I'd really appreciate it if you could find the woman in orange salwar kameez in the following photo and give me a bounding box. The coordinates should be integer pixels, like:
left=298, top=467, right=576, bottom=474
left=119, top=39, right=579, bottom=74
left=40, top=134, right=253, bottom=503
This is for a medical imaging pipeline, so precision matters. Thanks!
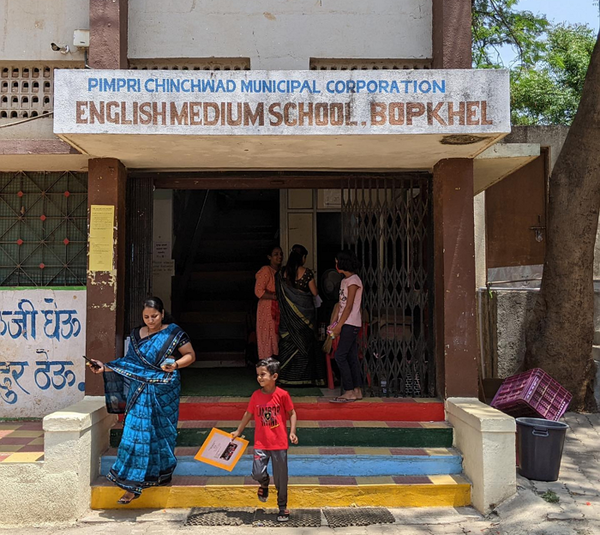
left=255, top=246, right=283, bottom=360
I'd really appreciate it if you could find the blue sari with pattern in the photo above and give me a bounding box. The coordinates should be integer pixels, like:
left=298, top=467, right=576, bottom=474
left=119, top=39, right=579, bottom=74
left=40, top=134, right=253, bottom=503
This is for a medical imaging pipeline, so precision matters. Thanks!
left=103, top=323, right=189, bottom=495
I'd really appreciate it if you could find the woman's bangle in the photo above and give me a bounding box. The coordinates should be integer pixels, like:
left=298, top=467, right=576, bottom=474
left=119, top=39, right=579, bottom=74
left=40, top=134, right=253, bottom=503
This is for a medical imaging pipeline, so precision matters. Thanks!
left=174, top=361, right=179, bottom=369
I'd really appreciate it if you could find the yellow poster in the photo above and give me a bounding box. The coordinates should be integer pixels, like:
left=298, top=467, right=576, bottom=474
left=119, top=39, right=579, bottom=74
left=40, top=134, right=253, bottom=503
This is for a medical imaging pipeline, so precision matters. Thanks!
left=89, top=205, right=115, bottom=271
left=194, top=428, right=249, bottom=472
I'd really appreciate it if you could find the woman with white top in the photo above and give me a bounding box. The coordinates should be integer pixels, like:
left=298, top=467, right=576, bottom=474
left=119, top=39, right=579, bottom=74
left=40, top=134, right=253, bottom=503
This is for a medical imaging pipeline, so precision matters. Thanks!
left=329, top=250, right=363, bottom=403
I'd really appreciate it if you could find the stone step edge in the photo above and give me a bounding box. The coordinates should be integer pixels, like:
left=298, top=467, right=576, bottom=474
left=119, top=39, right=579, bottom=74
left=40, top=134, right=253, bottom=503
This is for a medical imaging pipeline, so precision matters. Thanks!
left=179, top=397, right=441, bottom=403
left=100, top=452, right=463, bottom=477
left=93, top=474, right=469, bottom=487
left=91, top=475, right=471, bottom=509
left=111, top=420, right=452, bottom=430
left=102, top=446, right=459, bottom=457
left=176, top=400, right=446, bottom=422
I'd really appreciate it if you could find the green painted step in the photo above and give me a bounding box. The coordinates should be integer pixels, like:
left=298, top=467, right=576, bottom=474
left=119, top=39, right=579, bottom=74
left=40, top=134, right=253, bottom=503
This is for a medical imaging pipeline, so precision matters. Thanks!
left=110, top=420, right=453, bottom=449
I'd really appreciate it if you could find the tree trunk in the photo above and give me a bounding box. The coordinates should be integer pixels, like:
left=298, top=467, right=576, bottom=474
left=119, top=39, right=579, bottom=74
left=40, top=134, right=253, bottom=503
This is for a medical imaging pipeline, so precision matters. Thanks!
left=524, top=35, right=600, bottom=411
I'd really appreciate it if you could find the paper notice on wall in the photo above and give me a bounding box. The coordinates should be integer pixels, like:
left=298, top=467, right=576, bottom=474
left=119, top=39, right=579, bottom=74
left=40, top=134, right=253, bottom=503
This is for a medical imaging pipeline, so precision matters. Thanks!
left=89, top=205, right=115, bottom=271
left=153, top=241, right=170, bottom=260
left=323, top=189, right=342, bottom=208
left=154, top=259, right=175, bottom=276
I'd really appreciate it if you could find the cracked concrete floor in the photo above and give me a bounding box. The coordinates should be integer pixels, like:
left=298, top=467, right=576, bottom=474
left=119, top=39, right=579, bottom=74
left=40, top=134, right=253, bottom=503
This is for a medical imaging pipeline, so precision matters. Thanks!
left=1, top=412, right=599, bottom=535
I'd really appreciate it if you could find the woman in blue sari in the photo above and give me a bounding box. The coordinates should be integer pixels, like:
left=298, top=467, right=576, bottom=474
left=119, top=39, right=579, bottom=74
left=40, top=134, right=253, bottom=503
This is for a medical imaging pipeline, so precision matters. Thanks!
left=89, top=297, right=195, bottom=504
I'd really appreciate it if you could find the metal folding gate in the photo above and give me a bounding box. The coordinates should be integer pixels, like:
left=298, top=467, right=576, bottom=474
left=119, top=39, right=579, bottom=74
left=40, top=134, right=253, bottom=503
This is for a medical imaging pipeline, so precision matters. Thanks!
left=341, top=174, right=435, bottom=397
left=124, top=176, right=154, bottom=333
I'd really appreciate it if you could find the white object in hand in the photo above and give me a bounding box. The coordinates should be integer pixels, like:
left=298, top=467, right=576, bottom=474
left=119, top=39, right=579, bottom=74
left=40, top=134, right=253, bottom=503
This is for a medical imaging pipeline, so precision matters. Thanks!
left=162, top=357, right=176, bottom=369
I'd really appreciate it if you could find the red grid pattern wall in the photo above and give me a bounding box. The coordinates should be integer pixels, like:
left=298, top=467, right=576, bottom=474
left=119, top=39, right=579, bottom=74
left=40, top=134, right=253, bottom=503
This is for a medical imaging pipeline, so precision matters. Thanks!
left=0, top=172, right=87, bottom=286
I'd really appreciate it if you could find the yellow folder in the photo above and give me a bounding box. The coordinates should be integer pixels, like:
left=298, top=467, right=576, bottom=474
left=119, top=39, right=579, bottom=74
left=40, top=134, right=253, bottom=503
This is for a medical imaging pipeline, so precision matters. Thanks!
left=194, top=427, right=249, bottom=472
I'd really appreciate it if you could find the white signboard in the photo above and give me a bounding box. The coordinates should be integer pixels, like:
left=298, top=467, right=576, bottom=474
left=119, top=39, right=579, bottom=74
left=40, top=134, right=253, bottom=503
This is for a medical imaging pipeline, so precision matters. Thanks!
left=0, top=289, right=86, bottom=418
left=54, top=69, right=510, bottom=136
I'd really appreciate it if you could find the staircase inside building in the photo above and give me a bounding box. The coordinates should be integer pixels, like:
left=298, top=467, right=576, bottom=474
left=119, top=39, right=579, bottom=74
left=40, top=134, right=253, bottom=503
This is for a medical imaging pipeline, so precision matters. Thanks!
left=174, top=190, right=280, bottom=368
left=92, top=396, right=471, bottom=509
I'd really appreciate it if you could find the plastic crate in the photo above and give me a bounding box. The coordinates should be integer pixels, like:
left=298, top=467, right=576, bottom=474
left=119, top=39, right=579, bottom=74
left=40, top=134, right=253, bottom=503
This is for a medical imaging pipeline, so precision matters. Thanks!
left=491, top=368, right=572, bottom=421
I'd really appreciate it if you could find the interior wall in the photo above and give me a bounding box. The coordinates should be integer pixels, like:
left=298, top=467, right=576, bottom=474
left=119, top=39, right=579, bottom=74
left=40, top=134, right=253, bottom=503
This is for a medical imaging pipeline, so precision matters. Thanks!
left=281, top=189, right=317, bottom=272
left=153, top=189, right=174, bottom=311
left=485, top=154, right=547, bottom=270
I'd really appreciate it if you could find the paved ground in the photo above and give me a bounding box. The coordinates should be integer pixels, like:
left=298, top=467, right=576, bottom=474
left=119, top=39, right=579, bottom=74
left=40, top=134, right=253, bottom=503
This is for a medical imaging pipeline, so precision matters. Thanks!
left=2, top=412, right=598, bottom=535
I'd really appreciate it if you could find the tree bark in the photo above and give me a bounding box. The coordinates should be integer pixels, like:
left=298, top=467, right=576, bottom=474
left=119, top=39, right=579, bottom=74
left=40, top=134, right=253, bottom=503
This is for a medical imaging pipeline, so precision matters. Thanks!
left=524, top=35, right=600, bottom=411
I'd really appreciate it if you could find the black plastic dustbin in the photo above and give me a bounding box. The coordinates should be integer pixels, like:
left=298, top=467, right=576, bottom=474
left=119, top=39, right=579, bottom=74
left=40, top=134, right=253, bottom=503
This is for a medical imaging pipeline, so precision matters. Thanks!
left=516, top=417, right=569, bottom=482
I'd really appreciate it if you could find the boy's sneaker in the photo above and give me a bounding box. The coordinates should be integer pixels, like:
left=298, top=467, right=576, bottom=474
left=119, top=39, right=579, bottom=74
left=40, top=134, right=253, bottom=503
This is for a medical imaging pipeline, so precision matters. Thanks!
left=277, top=509, right=290, bottom=522
left=257, top=485, right=269, bottom=503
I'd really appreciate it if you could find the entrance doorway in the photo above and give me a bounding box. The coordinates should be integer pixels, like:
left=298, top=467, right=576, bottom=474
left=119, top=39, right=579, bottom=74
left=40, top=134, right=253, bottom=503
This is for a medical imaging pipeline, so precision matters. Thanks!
left=127, top=172, right=436, bottom=398
left=172, top=189, right=280, bottom=373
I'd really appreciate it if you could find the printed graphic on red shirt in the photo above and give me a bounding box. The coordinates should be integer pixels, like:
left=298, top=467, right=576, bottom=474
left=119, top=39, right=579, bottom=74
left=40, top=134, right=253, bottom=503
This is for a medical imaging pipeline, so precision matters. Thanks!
left=258, top=404, right=281, bottom=429
left=247, top=387, right=294, bottom=450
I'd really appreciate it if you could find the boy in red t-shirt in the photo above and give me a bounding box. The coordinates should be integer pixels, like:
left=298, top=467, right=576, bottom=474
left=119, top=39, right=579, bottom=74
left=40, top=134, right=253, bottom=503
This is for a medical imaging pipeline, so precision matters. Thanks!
left=231, top=357, right=298, bottom=522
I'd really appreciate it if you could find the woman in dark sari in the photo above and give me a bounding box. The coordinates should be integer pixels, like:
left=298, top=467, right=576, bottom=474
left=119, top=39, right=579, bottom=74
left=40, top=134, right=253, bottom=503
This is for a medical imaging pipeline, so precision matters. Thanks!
left=88, top=296, right=195, bottom=504
left=276, top=244, right=325, bottom=386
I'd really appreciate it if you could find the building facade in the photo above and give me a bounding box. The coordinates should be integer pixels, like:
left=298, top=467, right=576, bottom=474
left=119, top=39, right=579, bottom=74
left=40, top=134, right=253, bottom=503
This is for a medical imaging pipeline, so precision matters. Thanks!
left=0, top=0, right=522, bottom=417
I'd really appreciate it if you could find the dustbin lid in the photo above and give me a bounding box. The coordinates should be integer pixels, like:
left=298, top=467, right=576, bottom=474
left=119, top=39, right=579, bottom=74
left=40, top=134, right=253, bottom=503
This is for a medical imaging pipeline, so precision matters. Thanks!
left=516, top=417, right=569, bottom=430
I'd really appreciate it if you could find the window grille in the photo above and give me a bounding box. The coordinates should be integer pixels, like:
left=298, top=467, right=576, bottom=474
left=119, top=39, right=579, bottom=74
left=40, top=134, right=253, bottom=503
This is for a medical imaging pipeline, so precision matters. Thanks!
left=0, top=63, right=83, bottom=119
left=310, top=58, right=431, bottom=70
left=129, top=58, right=251, bottom=71
left=0, top=172, right=88, bottom=287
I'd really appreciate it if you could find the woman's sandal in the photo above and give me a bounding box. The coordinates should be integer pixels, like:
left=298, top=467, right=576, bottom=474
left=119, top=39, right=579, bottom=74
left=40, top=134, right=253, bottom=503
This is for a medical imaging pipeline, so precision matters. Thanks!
left=117, top=492, right=140, bottom=505
left=329, top=397, right=356, bottom=403
left=258, top=485, right=269, bottom=503
left=277, top=509, right=290, bottom=522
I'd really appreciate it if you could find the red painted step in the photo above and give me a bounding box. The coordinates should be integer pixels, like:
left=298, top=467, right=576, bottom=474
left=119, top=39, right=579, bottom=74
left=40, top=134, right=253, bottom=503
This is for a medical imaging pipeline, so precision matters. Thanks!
left=177, top=397, right=445, bottom=422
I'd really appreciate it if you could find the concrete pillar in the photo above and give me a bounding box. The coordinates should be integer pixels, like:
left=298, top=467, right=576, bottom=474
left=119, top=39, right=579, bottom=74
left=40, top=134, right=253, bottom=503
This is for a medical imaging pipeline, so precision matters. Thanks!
left=89, top=0, right=128, bottom=69
left=432, top=0, right=472, bottom=69
left=433, top=159, right=479, bottom=398
left=86, top=159, right=127, bottom=395
left=86, top=1, right=128, bottom=394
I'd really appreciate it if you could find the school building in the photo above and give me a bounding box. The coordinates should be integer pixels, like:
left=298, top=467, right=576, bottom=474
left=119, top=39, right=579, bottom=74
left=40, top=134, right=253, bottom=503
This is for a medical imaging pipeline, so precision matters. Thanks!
left=0, top=0, right=540, bottom=525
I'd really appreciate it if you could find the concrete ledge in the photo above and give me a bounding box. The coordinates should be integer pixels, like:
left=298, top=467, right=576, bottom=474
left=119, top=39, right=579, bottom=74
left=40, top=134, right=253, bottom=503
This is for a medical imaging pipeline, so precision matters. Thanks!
left=474, top=143, right=540, bottom=195
left=446, top=397, right=516, bottom=433
left=0, top=396, right=116, bottom=526
left=446, top=397, right=516, bottom=514
left=43, top=396, right=110, bottom=432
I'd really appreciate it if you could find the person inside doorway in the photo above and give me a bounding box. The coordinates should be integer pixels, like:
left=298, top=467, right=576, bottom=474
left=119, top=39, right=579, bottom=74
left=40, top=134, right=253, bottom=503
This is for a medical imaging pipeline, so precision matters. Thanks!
left=87, top=297, right=196, bottom=504
left=255, top=245, right=284, bottom=360
left=276, top=244, right=325, bottom=386
left=329, top=250, right=364, bottom=403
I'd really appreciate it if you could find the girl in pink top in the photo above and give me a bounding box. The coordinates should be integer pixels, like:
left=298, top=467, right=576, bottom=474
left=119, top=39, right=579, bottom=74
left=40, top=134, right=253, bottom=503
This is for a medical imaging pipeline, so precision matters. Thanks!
left=329, top=250, right=364, bottom=403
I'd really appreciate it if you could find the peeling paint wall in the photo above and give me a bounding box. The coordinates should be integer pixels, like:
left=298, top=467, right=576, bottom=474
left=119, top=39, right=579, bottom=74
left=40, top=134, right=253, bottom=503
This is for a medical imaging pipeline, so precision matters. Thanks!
left=128, top=0, right=432, bottom=69
left=0, top=288, right=86, bottom=418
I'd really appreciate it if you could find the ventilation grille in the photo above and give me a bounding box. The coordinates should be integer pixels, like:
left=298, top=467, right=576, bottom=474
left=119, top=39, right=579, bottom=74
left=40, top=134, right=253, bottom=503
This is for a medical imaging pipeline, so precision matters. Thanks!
left=0, top=171, right=88, bottom=287
left=0, top=63, right=83, bottom=119
left=129, top=58, right=251, bottom=71
left=310, top=58, right=431, bottom=71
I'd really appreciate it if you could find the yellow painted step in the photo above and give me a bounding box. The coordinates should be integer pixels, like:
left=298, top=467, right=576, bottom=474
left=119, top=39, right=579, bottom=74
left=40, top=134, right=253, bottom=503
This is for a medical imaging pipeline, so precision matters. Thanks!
left=91, top=475, right=470, bottom=509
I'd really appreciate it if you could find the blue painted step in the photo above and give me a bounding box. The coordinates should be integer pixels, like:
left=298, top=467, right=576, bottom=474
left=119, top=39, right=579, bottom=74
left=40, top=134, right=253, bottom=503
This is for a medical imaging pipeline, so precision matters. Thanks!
left=100, top=447, right=463, bottom=478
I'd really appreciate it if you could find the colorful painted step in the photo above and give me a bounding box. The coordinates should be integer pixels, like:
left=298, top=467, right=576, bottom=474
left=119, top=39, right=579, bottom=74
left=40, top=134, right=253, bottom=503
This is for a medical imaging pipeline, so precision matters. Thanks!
left=177, top=397, right=445, bottom=422
left=109, top=420, right=454, bottom=449
left=100, top=446, right=463, bottom=478
left=91, top=474, right=470, bottom=509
